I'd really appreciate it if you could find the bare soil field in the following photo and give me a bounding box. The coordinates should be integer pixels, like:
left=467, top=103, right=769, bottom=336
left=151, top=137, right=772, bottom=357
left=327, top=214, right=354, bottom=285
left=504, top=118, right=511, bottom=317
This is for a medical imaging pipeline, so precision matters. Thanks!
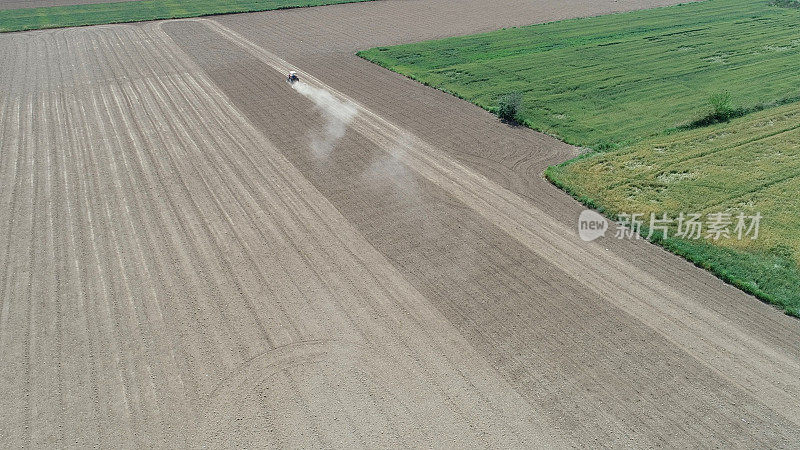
left=1, top=0, right=799, bottom=447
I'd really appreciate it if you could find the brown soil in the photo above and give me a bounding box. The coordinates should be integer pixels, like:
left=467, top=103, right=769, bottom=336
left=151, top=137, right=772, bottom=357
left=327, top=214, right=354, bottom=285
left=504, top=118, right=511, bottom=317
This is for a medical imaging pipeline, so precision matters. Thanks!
left=1, top=0, right=799, bottom=447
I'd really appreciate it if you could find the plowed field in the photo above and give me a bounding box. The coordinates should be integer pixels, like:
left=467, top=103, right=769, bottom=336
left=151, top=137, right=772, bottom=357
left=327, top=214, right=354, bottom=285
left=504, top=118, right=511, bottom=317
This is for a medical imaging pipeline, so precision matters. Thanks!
left=1, top=0, right=799, bottom=447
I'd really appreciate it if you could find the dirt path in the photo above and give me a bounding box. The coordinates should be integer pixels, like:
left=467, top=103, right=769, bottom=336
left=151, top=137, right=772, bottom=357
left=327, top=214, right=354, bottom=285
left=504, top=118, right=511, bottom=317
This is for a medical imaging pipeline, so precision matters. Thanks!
left=1, top=0, right=799, bottom=447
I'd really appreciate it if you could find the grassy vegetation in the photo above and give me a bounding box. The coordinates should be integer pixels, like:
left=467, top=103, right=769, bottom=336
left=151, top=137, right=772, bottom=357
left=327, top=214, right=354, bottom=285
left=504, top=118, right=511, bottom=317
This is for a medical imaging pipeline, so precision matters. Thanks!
left=771, top=0, right=800, bottom=8
left=547, top=102, right=800, bottom=317
left=0, top=0, right=373, bottom=33
left=359, top=0, right=800, bottom=316
left=358, top=0, right=800, bottom=149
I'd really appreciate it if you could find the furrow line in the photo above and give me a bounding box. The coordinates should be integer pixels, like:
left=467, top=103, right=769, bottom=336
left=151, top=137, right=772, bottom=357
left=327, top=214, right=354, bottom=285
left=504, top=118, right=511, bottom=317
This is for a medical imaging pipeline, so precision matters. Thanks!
left=29, top=91, right=63, bottom=446
left=0, top=97, right=22, bottom=339
left=76, top=36, right=145, bottom=444
left=64, top=34, right=135, bottom=439
left=147, top=57, right=326, bottom=340
left=112, top=28, right=275, bottom=365
left=132, top=59, right=295, bottom=348
left=94, top=81, right=195, bottom=444
left=93, top=27, right=201, bottom=442
left=22, top=93, right=37, bottom=449
left=109, top=78, right=227, bottom=397
left=48, top=91, right=67, bottom=447
left=56, top=33, right=107, bottom=441
left=122, top=76, right=254, bottom=369
left=106, top=30, right=250, bottom=382
left=128, top=28, right=309, bottom=346
left=163, top=72, right=313, bottom=342
left=135, top=74, right=275, bottom=357
left=84, top=80, right=168, bottom=442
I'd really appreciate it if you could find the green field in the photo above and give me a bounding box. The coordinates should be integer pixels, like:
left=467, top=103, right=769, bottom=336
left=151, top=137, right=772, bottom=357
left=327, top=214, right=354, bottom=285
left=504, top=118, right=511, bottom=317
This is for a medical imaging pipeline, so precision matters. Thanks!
left=358, top=0, right=800, bottom=317
left=358, top=0, right=800, bottom=149
left=0, top=0, right=373, bottom=33
left=548, top=103, right=800, bottom=317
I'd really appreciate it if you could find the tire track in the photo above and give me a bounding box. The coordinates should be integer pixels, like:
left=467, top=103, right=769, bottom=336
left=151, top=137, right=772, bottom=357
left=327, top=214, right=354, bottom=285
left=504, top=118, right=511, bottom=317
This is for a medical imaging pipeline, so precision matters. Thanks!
left=22, top=92, right=37, bottom=449
left=0, top=97, right=22, bottom=344
left=120, top=78, right=248, bottom=388
left=108, top=78, right=229, bottom=398
left=68, top=86, right=138, bottom=445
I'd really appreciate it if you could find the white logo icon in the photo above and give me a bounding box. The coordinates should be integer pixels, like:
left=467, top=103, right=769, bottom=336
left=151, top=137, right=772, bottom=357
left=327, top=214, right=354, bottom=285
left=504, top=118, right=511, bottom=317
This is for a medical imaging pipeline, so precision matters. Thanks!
left=578, top=210, right=608, bottom=241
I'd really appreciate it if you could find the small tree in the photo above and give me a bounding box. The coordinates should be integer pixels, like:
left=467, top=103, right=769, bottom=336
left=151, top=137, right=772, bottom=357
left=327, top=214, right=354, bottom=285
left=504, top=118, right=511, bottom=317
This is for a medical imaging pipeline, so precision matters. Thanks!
left=709, top=90, right=733, bottom=121
left=497, top=92, right=523, bottom=123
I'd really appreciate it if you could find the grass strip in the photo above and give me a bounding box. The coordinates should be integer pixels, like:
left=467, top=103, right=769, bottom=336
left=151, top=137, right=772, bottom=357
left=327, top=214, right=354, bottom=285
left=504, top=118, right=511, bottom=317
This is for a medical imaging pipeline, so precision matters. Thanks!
left=0, top=0, right=374, bottom=33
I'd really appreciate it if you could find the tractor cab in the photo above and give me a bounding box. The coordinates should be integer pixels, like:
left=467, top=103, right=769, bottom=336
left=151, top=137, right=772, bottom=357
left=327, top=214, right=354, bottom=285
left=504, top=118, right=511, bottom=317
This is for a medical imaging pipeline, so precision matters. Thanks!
left=287, top=71, right=299, bottom=83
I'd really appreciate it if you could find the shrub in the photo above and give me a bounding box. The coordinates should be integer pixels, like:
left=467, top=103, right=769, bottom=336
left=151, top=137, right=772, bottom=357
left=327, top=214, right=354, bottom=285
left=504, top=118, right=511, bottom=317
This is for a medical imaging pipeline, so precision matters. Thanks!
left=709, top=90, right=734, bottom=119
left=681, top=90, right=742, bottom=129
left=593, top=141, right=617, bottom=152
left=497, top=92, right=522, bottom=122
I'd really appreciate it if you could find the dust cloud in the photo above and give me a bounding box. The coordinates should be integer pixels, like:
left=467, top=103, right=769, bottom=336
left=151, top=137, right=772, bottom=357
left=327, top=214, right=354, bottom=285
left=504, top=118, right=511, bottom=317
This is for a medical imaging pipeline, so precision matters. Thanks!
left=292, top=81, right=358, bottom=157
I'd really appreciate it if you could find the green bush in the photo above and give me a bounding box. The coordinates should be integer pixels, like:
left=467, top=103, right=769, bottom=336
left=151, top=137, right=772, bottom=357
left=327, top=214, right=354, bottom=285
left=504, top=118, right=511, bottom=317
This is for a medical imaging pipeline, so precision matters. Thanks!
left=683, top=91, right=742, bottom=129
left=709, top=91, right=734, bottom=119
left=497, top=92, right=522, bottom=123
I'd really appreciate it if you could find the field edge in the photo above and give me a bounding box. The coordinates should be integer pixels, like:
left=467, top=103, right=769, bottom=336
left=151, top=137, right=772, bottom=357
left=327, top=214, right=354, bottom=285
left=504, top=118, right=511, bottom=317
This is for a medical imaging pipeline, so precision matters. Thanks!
left=0, top=0, right=376, bottom=33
